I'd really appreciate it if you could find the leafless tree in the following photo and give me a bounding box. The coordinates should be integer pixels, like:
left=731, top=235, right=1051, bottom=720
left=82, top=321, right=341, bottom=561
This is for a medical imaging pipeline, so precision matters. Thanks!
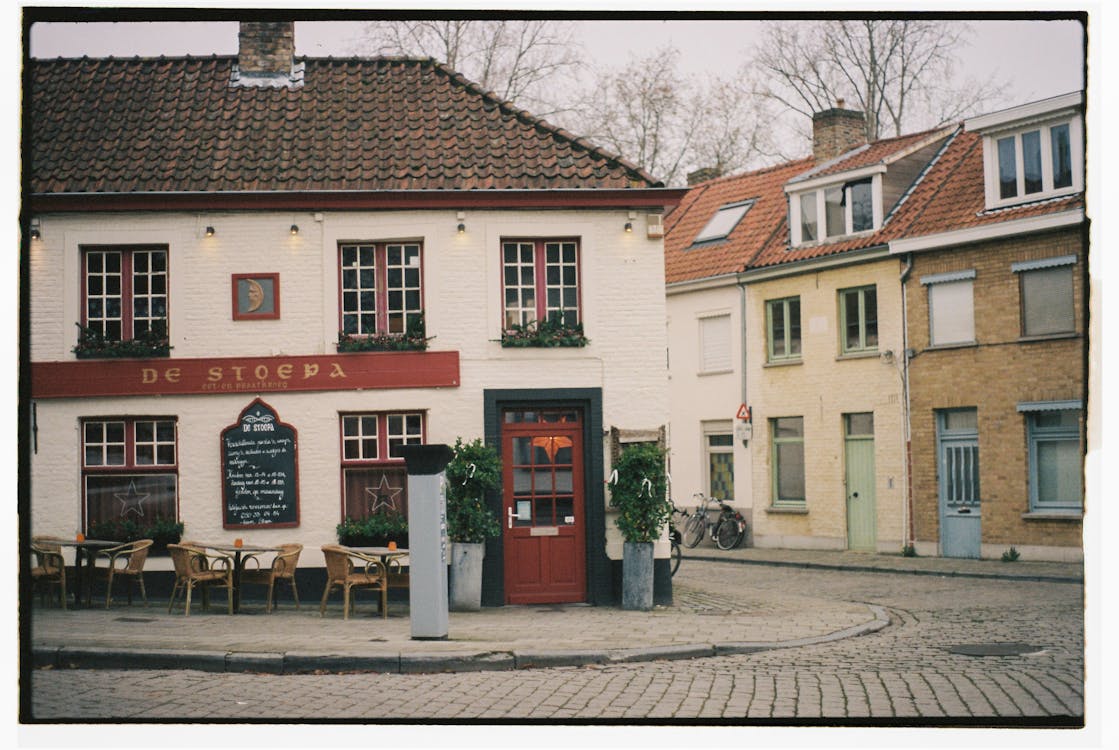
left=753, top=20, right=1006, bottom=144
left=351, top=20, right=583, bottom=118
left=570, top=47, right=771, bottom=186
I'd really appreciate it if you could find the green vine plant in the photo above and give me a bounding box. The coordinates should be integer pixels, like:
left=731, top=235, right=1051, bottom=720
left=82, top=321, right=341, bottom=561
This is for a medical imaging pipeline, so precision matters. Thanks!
left=608, top=442, right=671, bottom=544
left=444, top=437, right=503, bottom=543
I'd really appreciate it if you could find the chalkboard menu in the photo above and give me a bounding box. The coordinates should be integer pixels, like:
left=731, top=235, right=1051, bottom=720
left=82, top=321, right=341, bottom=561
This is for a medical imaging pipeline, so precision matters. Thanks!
left=221, top=399, right=299, bottom=528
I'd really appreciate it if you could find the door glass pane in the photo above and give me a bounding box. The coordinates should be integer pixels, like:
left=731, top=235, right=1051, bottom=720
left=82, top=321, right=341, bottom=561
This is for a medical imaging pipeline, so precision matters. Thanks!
left=845, top=413, right=874, bottom=437
left=555, top=496, right=574, bottom=524
left=942, top=409, right=977, bottom=431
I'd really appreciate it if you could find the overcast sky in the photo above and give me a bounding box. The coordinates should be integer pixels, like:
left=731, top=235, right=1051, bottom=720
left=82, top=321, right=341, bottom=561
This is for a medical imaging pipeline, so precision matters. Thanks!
left=27, top=15, right=1086, bottom=108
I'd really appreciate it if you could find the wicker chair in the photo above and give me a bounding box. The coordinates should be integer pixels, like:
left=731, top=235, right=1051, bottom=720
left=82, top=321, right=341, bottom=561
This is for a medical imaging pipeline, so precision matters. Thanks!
left=30, top=538, right=67, bottom=609
left=167, top=543, right=234, bottom=616
left=241, top=543, right=302, bottom=613
left=319, top=545, right=387, bottom=620
left=87, top=539, right=153, bottom=608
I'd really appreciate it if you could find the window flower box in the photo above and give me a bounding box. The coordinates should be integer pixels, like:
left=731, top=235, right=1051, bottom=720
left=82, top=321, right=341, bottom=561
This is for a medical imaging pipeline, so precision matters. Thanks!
left=499, top=317, right=589, bottom=348
left=336, top=314, right=432, bottom=352
left=72, top=322, right=171, bottom=359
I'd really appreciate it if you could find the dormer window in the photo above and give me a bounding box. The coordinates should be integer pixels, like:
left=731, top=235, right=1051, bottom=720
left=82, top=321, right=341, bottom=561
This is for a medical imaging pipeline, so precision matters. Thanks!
left=693, top=200, right=754, bottom=245
left=789, top=175, right=882, bottom=247
left=967, top=91, right=1083, bottom=210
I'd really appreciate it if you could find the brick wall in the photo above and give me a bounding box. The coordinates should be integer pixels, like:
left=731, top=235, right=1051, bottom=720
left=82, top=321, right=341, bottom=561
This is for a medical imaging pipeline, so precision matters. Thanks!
left=905, top=227, right=1086, bottom=557
left=812, top=106, right=867, bottom=163
left=238, top=21, right=295, bottom=74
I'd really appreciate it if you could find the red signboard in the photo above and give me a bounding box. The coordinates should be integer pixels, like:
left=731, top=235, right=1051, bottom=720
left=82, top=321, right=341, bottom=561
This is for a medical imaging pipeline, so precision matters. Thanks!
left=31, top=350, right=460, bottom=399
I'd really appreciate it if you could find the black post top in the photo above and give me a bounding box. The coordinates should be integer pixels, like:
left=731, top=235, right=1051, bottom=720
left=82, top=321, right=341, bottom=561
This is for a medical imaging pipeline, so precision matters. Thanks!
left=400, top=444, right=454, bottom=475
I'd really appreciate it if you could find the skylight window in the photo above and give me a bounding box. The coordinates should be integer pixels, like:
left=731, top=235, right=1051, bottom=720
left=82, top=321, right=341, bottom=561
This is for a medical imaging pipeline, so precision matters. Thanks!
left=693, top=200, right=754, bottom=244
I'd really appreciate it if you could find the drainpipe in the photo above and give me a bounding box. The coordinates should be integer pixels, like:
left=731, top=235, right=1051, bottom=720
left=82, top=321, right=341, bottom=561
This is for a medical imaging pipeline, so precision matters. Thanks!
left=900, top=253, right=915, bottom=549
left=738, top=279, right=752, bottom=545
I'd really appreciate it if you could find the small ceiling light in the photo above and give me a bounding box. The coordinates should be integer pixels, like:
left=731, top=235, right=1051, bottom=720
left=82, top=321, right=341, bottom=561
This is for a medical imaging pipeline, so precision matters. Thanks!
left=625, top=210, right=636, bottom=233
left=205, top=226, right=215, bottom=237
left=290, top=224, right=299, bottom=235
left=456, top=211, right=466, bottom=234
left=29, top=217, right=41, bottom=240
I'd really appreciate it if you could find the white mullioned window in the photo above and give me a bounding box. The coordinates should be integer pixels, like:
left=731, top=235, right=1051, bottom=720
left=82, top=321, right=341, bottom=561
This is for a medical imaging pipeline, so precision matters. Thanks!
left=789, top=175, right=881, bottom=246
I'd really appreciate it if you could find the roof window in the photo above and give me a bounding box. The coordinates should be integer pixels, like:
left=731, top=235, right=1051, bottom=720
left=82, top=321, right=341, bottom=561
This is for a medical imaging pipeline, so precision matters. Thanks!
left=693, top=200, right=754, bottom=245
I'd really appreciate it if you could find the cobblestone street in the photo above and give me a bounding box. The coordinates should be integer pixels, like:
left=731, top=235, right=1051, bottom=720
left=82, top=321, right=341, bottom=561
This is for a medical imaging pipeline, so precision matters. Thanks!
left=26, top=560, right=1084, bottom=729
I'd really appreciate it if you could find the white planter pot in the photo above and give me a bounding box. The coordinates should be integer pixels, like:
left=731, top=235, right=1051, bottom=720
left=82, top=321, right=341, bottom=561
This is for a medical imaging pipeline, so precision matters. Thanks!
left=622, top=541, right=654, bottom=611
left=448, top=541, right=485, bottom=611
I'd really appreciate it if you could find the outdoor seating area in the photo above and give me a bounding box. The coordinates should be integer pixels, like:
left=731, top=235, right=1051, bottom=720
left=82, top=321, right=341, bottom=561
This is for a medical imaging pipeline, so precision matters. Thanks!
left=26, top=539, right=410, bottom=619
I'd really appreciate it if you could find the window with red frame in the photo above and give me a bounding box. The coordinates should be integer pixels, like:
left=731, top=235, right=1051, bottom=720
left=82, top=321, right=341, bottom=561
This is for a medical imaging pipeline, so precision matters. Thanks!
left=340, top=412, right=424, bottom=520
left=82, top=246, right=168, bottom=341
left=81, top=417, right=178, bottom=530
left=501, top=239, right=580, bottom=329
left=339, top=242, right=423, bottom=336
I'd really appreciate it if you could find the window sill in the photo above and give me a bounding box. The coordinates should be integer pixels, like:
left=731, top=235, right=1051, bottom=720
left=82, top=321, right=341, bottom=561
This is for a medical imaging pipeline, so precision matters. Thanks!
left=924, top=341, right=978, bottom=352
left=1021, top=511, right=1083, bottom=521
left=1018, top=332, right=1080, bottom=344
left=764, top=358, right=803, bottom=368
left=697, top=368, right=733, bottom=376
left=766, top=505, right=808, bottom=515
left=835, top=350, right=879, bottom=361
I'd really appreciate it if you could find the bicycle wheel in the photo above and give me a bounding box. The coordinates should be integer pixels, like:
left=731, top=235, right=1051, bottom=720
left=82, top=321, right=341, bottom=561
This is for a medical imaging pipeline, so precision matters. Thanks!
left=682, top=513, right=705, bottom=548
left=715, top=515, right=745, bottom=550
left=670, top=541, right=682, bottom=576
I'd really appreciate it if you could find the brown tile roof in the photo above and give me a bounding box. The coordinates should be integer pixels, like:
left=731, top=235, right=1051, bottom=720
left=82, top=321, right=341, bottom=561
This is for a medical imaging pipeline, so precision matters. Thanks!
left=664, top=158, right=814, bottom=284
left=29, top=55, right=662, bottom=195
left=666, top=123, right=1084, bottom=283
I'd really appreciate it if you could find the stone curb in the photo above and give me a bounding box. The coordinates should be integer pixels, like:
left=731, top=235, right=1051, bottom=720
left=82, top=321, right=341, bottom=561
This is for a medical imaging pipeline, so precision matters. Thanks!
left=31, top=604, right=890, bottom=675
left=684, top=554, right=1083, bottom=584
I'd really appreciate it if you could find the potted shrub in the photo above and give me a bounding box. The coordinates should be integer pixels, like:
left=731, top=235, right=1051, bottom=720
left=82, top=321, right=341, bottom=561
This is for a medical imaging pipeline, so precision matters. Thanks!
left=336, top=511, right=409, bottom=548
left=86, top=515, right=184, bottom=555
left=444, top=437, right=502, bottom=611
left=609, top=442, right=671, bottom=611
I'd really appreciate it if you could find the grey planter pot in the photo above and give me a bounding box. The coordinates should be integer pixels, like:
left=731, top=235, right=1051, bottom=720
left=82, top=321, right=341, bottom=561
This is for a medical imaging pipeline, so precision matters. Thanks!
left=448, top=541, right=485, bottom=611
left=621, top=541, right=654, bottom=611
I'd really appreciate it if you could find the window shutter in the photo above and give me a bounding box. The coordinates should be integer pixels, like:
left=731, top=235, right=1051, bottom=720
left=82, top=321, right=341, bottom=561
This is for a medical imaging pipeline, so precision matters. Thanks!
left=699, top=314, right=731, bottom=373
left=1021, top=266, right=1074, bottom=335
left=928, top=279, right=975, bottom=345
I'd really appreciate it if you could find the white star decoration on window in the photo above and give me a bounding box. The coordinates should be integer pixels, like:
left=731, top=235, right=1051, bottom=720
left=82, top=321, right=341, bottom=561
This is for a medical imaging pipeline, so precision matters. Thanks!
left=365, top=474, right=403, bottom=514
left=114, top=480, right=150, bottom=518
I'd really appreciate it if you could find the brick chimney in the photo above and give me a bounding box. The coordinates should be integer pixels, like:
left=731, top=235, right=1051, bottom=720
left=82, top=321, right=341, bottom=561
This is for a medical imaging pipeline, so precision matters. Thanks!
left=238, top=21, right=295, bottom=76
left=812, top=99, right=867, bottom=163
left=687, top=167, right=723, bottom=186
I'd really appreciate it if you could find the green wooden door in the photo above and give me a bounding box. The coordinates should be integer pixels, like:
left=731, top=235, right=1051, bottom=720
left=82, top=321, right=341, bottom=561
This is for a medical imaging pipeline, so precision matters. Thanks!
left=844, top=413, right=877, bottom=551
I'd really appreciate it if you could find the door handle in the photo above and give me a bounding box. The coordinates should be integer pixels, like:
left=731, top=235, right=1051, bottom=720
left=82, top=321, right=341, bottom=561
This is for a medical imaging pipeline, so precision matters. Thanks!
left=507, top=507, right=515, bottom=529
left=851, top=492, right=859, bottom=499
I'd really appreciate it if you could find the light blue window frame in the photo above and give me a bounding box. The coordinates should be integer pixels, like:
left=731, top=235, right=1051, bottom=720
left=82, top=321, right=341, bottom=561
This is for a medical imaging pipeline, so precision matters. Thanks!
left=1019, top=401, right=1083, bottom=514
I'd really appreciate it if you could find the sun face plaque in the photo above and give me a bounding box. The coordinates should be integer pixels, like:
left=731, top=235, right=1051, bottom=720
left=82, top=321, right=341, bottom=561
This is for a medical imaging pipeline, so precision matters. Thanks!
left=232, top=273, right=280, bottom=320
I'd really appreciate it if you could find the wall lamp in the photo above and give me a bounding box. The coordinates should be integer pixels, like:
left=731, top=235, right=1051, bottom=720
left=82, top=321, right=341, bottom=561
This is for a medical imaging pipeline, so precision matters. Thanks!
left=30, top=217, right=41, bottom=240
left=625, top=210, right=636, bottom=233
left=204, top=225, right=216, bottom=237
left=457, top=211, right=466, bottom=234
left=290, top=224, right=299, bottom=235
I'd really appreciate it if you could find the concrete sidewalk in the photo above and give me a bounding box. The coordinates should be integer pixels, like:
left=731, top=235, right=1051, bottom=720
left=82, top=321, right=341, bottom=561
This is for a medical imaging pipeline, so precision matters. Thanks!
left=27, top=549, right=1082, bottom=675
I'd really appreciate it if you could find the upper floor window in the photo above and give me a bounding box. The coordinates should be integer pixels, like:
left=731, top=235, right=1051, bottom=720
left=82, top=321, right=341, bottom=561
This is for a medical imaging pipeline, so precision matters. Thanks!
left=766, top=296, right=801, bottom=362
left=1012, top=256, right=1076, bottom=337
left=790, top=177, right=879, bottom=246
left=968, top=93, right=1083, bottom=210
left=82, top=246, right=168, bottom=342
left=838, top=285, right=878, bottom=355
left=922, top=270, right=975, bottom=347
left=339, top=242, right=424, bottom=336
left=502, top=239, right=580, bottom=329
left=693, top=201, right=753, bottom=244
left=698, top=313, right=732, bottom=374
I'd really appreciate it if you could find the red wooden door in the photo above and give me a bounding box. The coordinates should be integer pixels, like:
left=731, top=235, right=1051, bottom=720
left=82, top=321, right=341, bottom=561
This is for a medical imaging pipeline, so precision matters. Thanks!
left=501, top=410, right=586, bottom=604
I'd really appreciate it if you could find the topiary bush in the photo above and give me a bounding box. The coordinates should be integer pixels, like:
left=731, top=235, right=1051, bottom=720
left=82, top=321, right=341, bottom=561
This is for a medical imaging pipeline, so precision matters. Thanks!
left=445, top=437, right=502, bottom=543
left=609, top=442, right=671, bottom=544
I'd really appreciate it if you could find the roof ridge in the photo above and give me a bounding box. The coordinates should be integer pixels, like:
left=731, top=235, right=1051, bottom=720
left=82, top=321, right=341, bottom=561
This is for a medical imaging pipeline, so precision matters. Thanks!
left=698, top=156, right=816, bottom=188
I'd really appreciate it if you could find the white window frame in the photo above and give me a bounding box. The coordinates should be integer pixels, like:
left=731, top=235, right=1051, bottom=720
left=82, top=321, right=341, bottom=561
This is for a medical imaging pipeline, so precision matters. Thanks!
left=703, top=421, right=735, bottom=501
left=922, top=270, right=976, bottom=347
left=693, top=200, right=754, bottom=244
left=1018, top=401, right=1083, bottom=515
left=788, top=174, right=883, bottom=246
left=697, top=312, right=733, bottom=375
left=980, top=113, right=1083, bottom=210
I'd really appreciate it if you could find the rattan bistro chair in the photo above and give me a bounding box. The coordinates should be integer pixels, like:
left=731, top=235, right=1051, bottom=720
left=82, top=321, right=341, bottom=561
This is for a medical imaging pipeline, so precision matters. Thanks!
left=241, top=543, right=302, bottom=613
left=87, top=538, right=153, bottom=608
left=319, top=545, right=388, bottom=620
left=30, top=538, right=67, bottom=609
left=167, top=543, right=235, bottom=616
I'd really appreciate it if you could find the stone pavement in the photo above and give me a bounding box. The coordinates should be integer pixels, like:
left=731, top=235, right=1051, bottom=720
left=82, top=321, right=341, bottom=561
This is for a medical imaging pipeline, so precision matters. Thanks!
left=27, top=548, right=1082, bottom=675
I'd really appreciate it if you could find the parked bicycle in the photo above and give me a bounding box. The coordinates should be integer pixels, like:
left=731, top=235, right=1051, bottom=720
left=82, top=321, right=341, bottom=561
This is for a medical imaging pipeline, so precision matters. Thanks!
left=668, top=502, right=687, bottom=576
left=681, top=493, right=746, bottom=550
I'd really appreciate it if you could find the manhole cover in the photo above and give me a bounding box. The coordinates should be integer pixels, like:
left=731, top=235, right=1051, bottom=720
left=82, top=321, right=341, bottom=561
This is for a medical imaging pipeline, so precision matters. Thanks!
left=114, top=617, right=156, bottom=623
left=946, top=643, right=1044, bottom=657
